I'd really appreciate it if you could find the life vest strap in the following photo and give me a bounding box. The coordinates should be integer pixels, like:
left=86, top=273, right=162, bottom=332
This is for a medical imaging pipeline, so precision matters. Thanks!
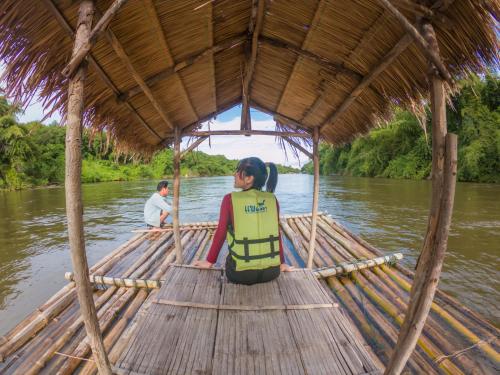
left=229, top=234, right=280, bottom=262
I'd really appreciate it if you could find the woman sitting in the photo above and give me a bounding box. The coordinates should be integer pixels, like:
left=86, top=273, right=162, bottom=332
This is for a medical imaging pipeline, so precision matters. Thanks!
left=194, top=157, right=292, bottom=284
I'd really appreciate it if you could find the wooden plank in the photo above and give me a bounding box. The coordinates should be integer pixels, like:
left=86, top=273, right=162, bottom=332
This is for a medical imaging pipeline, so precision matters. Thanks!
left=213, top=276, right=305, bottom=374
left=115, top=267, right=220, bottom=374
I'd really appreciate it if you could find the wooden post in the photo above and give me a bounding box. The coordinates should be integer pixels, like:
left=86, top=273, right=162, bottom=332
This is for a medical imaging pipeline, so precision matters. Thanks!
left=64, top=1, right=112, bottom=374
left=384, top=21, right=458, bottom=375
left=307, top=126, right=320, bottom=269
left=172, top=126, right=182, bottom=263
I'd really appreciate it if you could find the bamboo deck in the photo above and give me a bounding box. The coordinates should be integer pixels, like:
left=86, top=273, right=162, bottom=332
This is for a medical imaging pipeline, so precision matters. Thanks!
left=0, top=213, right=498, bottom=374
left=114, top=265, right=379, bottom=375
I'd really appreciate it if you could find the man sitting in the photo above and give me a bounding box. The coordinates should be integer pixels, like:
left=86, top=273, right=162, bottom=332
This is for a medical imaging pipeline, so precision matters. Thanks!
left=144, top=181, right=171, bottom=229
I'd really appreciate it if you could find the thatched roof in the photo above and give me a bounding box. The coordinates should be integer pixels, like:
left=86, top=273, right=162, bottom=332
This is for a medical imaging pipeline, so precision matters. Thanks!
left=0, top=0, right=498, bottom=155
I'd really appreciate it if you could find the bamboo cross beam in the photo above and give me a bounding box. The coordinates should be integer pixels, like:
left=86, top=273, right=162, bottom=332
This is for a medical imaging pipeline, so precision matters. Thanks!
left=65, top=272, right=162, bottom=289
left=259, top=35, right=362, bottom=81
left=313, top=253, right=403, bottom=279
left=240, top=0, right=266, bottom=131
left=118, top=35, right=246, bottom=102
left=62, top=0, right=130, bottom=77
left=319, top=0, right=456, bottom=133
left=97, top=8, right=175, bottom=131
left=42, top=0, right=163, bottom=142
left=281, top=137, right=313, bottom=159
left=184, top=130, right=311, bottom=138
left=376, top=0, right=452, bottom=83
left=180, top=136, right=209, bottom=159
left=142, top=0, right=198, bottom=121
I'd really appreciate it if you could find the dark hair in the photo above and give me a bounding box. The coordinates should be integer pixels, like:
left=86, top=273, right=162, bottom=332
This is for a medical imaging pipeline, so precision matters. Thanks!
left=236, top=157, right=278, bottom=193
left=157, top=181, right=169, bottom=191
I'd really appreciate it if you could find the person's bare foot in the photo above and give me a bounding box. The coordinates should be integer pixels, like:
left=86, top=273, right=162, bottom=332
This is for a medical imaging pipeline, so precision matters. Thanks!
left=194, top=260, right=214, bottom=269
left=280, top=263, right=294, bottom=272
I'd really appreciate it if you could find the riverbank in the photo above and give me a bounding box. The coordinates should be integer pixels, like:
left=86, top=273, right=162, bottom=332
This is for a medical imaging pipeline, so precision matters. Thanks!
left=302, top=74, right=499, bottom=183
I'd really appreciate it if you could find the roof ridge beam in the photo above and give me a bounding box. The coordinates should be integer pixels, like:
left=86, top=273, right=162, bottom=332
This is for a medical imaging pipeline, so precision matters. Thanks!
left=99, top=12, right=175, bottom=131
left=42, top=0, right=163, bottom=141
left=319, top=0, right=456, bottom=133
left=240, top=0, right=266, bottom=131
left=118, top=35, right=246, bottom=102
left=142, top=0, right=198, bottom=121
left=63, top=0, right=130, bottom=77
left=377, top=0, right=451, bottom=83
left=275, top=0, right=326, bottom=115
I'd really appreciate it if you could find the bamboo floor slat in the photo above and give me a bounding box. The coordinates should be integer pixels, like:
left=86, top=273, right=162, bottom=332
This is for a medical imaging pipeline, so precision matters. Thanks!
left=0, top=213, right=498, bottom=374
left=115, top=266, right=380, bottom=375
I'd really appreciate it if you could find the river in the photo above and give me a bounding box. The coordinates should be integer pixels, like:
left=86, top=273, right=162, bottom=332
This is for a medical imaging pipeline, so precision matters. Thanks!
left=0, top=174, right=498, bottom=334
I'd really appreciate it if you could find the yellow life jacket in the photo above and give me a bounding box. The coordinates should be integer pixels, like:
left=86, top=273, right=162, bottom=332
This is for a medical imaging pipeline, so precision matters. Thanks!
left=227, top=190, right=281, bottom=271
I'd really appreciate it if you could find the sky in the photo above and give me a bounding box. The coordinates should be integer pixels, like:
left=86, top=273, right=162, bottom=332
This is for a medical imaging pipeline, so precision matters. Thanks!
left=18, top=99, right=310, bottom=168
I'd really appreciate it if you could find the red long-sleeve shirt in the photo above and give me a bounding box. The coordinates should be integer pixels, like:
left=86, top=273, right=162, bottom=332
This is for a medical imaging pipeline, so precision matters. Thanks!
left=206, top=193, right=284, bottom=264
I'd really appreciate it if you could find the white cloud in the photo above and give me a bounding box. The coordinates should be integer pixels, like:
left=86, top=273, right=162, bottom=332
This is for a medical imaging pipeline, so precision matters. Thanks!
left=182, top=116, right=311, bottom=168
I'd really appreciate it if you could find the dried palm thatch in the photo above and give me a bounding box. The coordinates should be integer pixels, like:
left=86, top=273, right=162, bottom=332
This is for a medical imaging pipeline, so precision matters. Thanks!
left=0, top=0, right=498, bottom=156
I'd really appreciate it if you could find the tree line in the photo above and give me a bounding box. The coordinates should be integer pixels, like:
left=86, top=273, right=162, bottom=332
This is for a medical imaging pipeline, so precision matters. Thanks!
left=0, top=98, right=298, bottom=190
left=302, top=74, right=499, bottom=183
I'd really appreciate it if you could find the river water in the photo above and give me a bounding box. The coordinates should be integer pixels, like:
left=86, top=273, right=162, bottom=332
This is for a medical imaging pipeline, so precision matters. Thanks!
left=0, top=175, right=498, bottom=334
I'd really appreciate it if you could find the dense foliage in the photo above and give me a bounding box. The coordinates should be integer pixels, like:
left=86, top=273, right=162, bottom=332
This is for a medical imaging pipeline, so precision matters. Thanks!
left=302, top=74, right=499, bottom=183
left=0, top=99, right=297, bottom=190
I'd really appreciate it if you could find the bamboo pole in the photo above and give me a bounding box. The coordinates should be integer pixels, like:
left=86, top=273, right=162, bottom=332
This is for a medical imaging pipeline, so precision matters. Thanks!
left=62, top=0, right=129, bottom=77
left=65, top=272, right=162, bottom=289
left=313, top=253, right=403, bottom=278
left=173, top=126, right=183, bottom=264
left=259, top=35, right=361, bottom=80
left=118, top=35, right=246, bottom=102
left=64, top=2, right=112, bottom=374
left=101, top=17, right=174, bottom=131
left=307, top=127, right=320, bottom=268
left=384, top=23, right=457, bottom=371
left=41, top=0, right=163, bottom=141
left=21, top=232, right=175, bottom=372
left=0, top=235, right=144, bottom=361
left=78, top=290, right=149, bottom=375
left=180, top=136, right=209, bottom=159
left=376, top=0, right=452, bottom=84
left=281, top=137, right=313, bottom=159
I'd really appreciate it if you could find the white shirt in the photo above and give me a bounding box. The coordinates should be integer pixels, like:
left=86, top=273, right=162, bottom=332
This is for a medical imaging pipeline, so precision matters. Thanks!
left=144, top=192, right=171, bottom=227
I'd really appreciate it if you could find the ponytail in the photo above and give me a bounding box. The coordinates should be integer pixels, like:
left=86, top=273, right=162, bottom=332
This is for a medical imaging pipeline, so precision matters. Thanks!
left=236, top=157, right=279, bottom=193
left=265, top=162, right=278, bottom=193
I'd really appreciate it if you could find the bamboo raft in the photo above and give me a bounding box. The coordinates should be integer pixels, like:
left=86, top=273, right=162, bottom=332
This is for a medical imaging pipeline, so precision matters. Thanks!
left=0, top=213, right=498, bottom=374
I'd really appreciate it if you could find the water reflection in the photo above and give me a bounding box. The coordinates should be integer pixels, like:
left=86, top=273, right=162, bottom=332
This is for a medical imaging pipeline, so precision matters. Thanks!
left=0, top=175, right=498, bottom=334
